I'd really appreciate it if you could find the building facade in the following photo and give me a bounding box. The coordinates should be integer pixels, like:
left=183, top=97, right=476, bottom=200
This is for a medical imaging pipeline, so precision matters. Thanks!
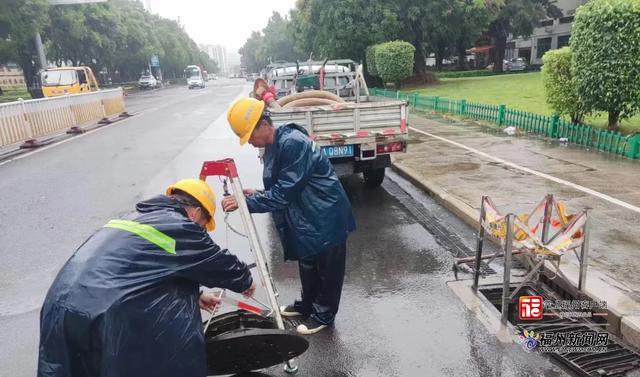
left=506, top=0, right=588, bottom=66
left=0, top=64, right=26, bottom=89
left=200, top=44, right=228, bottom=75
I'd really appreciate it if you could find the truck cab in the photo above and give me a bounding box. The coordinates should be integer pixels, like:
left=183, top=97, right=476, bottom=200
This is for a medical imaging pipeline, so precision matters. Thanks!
left=39, top=66, right=99, bottom=97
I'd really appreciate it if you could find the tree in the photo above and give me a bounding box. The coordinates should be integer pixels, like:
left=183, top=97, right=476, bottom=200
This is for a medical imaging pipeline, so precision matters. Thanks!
left=45, top=2, right=120, bottom=74
left=390, top=0, right=490, bottom=73
left=0, top=0, right=49, bottom=96
left=288, top=0, right=318, bottom=57
left=542, top=47, right=585, bottom=123
left=238, top=31, right=264, bottom=73
left=287, top=0, right=400, bottom=63
left=153, top=17, right=190, bottom=79
left=487, top=0, right=561, bottom=72
left=259, top=12, right=297, bottom=64
left=571, top=0, right=640, bottom=131
left=42, top=0, right=209, bottom=83
left=449, top=0, right=493, bottom=70
left=394, top=0, right=430, bottom=73
left=238, top=12, right=300, bottom=73
left=284, top=0, right=491, bottom=74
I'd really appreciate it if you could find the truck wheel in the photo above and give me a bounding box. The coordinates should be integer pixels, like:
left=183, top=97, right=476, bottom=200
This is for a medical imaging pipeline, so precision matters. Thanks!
left=363, top=168, right=385, bottom=188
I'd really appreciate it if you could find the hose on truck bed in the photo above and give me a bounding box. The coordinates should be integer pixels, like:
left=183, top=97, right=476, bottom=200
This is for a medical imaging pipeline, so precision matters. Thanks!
left=277, top=90, right=345, bottom=107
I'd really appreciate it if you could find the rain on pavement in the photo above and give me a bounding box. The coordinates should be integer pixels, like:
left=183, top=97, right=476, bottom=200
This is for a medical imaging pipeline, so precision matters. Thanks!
left=1, top=79, right=571, bottom=376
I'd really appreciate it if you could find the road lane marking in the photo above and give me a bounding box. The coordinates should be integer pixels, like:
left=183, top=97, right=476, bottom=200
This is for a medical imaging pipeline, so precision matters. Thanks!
left=409, top=126, right=640, bottom=214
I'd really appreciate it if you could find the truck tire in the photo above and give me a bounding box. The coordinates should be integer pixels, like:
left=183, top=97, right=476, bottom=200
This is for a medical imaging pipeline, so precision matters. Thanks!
left=363, top=168, right=385, bottom=188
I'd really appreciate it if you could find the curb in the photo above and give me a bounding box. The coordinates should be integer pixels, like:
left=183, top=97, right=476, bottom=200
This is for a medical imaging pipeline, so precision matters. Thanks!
left=391, top=162, right=480, bottom=229
left=391, top=160, right=640, bottom=349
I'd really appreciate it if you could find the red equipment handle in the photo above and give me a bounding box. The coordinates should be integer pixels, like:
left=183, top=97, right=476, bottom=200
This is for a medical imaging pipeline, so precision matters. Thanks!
left=199, top=159, right=239, bottom=180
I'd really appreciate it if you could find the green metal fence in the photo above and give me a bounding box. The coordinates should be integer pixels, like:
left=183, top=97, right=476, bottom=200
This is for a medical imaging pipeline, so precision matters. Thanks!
left=371, top=88, right=640, bottom=160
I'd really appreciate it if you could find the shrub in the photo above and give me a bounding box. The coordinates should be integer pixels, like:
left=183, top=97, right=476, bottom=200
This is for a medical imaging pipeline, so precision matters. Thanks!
left=374, top=40, right=415, bottom=87
left=542, top=47, right=585, bottom=123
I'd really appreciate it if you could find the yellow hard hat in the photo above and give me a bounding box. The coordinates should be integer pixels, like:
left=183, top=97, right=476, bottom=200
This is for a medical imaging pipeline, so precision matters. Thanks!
left=166, top=179, right=216, bottom=231
left=227, top=97, right=265, bottom=145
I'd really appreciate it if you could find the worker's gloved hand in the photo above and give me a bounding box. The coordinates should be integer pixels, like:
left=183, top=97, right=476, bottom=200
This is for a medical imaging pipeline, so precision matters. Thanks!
left=221, top=196, right=238, bottom=212
left=242, top=281, right=257, bottom=297
left=199, top=292, right=222, bottom=312
left=222, top=190, right=259, bottom=212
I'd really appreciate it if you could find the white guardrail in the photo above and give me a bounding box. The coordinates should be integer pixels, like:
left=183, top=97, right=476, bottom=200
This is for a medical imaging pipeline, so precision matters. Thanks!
left=0, top=88, right=126, bottom=148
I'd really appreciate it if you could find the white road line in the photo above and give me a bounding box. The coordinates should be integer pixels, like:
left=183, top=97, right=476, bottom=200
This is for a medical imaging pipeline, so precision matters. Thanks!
left=409, top=126, right=640, bottom=214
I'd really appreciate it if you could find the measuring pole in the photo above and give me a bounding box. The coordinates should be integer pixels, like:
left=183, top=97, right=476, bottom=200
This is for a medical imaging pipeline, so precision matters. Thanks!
left=501, top=214, right=515, bottom=325
left=473, top=196, right=488, bottom=291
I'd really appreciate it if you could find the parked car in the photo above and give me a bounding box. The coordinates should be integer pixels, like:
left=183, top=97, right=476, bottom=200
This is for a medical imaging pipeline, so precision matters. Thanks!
left=508, top=58, right=528, bottom=71
left=486, top=60, right=511, bottom=71
left=138, top=74, right=159, bottom=89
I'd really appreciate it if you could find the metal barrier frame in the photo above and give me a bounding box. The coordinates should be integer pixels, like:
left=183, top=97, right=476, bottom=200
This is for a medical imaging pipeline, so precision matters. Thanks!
left=471, top=194, right=590, bottom=324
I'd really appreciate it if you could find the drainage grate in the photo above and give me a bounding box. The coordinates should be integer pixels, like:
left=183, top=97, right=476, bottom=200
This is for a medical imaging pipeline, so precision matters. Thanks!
left=382, top=178, right=495, bottom=275
left=480, top=285, right=640, bottom=377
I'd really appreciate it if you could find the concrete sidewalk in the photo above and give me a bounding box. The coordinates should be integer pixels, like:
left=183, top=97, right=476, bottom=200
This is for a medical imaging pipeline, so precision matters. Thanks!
left=393, top=112, right=640, bottom=347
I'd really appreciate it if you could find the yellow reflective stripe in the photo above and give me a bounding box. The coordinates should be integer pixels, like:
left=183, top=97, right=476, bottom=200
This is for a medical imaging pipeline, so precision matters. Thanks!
left=104, top=219, right=176, bottom=254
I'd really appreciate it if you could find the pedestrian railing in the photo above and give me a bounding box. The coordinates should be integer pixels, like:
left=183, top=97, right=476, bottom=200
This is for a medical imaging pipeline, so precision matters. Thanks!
left=371, top=88, right=640, bottom=160
left=0, top=88, right=126, bottom=148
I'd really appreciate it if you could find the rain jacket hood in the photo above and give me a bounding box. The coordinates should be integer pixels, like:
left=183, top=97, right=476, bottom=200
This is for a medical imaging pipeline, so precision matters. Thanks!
left=38, top=195, right=252, bottom=377
left=246, top=123, right=356, bottom=260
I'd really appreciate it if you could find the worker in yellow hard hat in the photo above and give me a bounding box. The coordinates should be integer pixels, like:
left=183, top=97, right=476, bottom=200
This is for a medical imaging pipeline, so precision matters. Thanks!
left=224, top=97, right=355, bottom=335
left=38, top=178, right=255, bottom=377
left=227, top=96, right=267, bottom=145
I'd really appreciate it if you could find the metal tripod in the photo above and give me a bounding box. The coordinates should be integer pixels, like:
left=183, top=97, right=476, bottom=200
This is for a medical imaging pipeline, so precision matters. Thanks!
left=199, top=158, right=298, bottom=373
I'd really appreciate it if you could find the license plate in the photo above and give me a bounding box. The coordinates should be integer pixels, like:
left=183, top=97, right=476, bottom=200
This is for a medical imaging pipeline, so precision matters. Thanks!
left=322, top=145, right=354, bottom=158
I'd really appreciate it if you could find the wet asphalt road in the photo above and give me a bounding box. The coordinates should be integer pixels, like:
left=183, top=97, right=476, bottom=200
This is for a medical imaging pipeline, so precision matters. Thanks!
left=0, top=79, right=571, bottom=376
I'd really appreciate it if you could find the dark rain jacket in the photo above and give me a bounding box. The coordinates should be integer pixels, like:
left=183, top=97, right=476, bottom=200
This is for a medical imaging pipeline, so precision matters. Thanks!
left=246, top=123, right=356, bottom=261
left=37, top=195, right=253, bottom=377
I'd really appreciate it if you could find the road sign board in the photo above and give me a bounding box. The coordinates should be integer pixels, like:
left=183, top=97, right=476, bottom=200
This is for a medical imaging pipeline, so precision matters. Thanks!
left=150, top=55, right=160, bottom=67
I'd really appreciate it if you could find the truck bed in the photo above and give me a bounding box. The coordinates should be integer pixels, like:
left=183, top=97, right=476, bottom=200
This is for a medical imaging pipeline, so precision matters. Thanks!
left=268, top=97, right=408, bottom=146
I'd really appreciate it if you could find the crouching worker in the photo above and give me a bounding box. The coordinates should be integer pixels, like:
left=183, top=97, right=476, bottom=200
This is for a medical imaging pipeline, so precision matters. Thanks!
left=38, top=179, right=255, bottom=377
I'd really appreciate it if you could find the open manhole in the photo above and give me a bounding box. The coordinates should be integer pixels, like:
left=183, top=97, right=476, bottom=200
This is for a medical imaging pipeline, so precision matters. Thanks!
left=204, top=311, right=309, bottom=376
left=480, top=284, right=640, bottom=377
